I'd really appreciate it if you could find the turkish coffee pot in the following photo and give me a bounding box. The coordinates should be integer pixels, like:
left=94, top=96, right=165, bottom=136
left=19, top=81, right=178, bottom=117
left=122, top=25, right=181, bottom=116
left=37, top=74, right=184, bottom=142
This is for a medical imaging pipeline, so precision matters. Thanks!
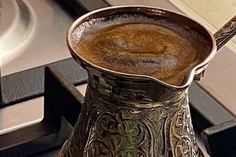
left=59, top=6, right=236, bottom=157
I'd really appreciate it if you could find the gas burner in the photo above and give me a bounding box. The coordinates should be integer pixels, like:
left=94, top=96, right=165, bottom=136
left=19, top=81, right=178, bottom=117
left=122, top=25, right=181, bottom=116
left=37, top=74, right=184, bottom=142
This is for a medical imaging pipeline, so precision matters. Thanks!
left=0, top=0, right=34, bottom=64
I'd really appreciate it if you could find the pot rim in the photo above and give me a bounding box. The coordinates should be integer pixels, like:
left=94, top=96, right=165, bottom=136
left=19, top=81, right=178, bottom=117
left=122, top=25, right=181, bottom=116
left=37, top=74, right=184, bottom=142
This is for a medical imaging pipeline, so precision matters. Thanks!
left=67, top=5, right=217, bottom=89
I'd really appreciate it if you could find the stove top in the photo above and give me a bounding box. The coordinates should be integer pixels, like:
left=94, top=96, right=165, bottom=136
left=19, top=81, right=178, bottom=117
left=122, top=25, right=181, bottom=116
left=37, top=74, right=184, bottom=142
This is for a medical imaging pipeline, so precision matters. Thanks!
left=0, top=0, right=235, bottom=157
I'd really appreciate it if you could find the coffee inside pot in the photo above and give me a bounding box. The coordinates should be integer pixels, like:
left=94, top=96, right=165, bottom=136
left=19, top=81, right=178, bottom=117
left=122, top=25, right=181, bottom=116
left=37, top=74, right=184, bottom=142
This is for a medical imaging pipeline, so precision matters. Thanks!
left=60, top=6, right=235, bottom=157
left=75, top=13, right=211, bottom=85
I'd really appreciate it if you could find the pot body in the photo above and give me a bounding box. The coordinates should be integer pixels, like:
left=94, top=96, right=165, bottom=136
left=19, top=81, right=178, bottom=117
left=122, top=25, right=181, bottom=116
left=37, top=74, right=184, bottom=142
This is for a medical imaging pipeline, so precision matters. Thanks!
left=58, top=5, right=218, bottom=157
left=59, top=72, right=203, bottom=157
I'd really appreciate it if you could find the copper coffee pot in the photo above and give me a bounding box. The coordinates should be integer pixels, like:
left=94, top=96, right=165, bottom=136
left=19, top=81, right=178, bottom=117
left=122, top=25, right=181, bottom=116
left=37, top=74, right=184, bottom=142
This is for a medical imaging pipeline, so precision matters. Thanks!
left=59, top=6, right=236, bottom=157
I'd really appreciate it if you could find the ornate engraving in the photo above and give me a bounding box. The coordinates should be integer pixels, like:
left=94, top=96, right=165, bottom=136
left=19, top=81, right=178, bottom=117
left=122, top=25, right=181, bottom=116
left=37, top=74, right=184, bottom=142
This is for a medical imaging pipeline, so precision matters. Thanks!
left=59, top=80, right=203, bottom=157
left=59, top=5, right=236, bottom=157
left=85, top=111, right=149, bottom=157
left=214, top=15, right=236, bottom=50
left=170, top=96, right=202, bottom=157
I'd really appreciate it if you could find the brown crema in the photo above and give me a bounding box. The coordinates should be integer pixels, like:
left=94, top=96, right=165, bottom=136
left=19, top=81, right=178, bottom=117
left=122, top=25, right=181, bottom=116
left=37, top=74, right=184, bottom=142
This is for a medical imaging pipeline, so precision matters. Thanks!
left=75, top=18, right=210, bottom=85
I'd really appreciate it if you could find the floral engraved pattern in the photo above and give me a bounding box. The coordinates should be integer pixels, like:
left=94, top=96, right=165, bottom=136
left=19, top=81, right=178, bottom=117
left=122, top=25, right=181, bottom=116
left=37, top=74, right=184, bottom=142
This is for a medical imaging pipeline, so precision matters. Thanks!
left=214, top=15, right=236, bottom=49
left=84, top=110, right=150, bottom=157
left=59, top=84, right=204, bottom=157
left=170, top=96, right=201, bottom=157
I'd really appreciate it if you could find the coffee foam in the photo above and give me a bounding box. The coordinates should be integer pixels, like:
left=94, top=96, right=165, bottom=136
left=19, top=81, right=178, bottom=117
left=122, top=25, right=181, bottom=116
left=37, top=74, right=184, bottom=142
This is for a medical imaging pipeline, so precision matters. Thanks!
left=72, top=13, right=211, bottom=85
left=72, top=13, right=178, bottom=42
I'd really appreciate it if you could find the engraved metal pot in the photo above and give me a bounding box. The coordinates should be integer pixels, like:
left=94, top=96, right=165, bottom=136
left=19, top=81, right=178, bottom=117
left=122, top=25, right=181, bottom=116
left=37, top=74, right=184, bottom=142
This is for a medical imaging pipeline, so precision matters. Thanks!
left=59, top=6, right=236, bottom=157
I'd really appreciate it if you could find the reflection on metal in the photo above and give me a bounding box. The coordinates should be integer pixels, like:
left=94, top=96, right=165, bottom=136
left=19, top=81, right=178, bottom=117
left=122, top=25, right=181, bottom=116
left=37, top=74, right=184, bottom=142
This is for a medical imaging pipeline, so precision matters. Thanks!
left=59, top=74, right=204, bottom=157
left=58, top=6, right=213, bottom=156
left=0, top=0, right=36, bottom=66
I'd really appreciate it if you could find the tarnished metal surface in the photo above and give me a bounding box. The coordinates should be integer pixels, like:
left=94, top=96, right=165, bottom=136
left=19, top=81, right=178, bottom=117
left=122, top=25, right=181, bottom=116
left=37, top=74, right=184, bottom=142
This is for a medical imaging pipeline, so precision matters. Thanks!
left=59, top=74, right=203, bottom=157
left=58, top=6, right=216, bottom=157
left=214, top=15, right=236, bottom=50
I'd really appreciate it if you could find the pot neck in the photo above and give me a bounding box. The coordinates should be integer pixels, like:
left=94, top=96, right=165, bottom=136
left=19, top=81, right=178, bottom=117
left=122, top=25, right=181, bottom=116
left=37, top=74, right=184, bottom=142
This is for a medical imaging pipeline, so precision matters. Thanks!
left=87, top=72, right=187, bottom=108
